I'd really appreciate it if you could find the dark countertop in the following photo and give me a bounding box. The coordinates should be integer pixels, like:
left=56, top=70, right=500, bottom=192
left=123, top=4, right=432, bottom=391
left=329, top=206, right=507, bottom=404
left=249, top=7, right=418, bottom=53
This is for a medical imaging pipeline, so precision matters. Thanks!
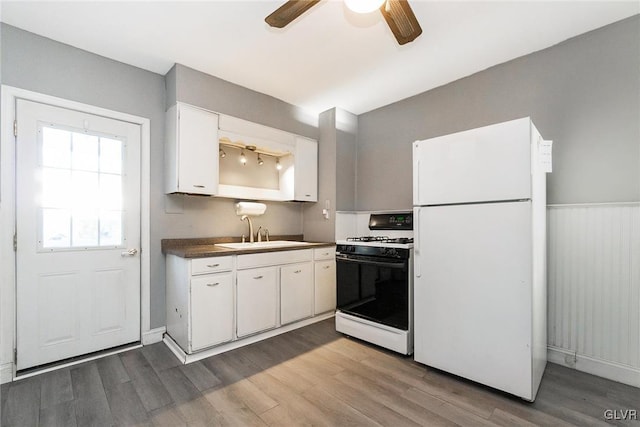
left=162, top=235, right=335, bottom=258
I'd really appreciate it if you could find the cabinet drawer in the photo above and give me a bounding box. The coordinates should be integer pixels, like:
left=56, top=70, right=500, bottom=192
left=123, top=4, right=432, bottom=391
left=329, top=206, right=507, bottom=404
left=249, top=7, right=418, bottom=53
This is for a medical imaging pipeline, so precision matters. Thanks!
left=237, top=249, right=312, bottom=269
left=313, top=247, right=335, bottom=260
left=191, top=256, right=233, bottom=275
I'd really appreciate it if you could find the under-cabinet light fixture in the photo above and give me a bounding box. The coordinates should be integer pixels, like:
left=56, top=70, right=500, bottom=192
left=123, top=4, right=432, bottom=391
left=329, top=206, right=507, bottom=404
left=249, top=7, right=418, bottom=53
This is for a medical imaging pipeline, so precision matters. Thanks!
left=240, top=149, right=247, bottom=165
left=276, top=158, right=282, bottom=170
left=257, top=154, right=264, bottom=166
left=219, top=147, right=226, bottom=158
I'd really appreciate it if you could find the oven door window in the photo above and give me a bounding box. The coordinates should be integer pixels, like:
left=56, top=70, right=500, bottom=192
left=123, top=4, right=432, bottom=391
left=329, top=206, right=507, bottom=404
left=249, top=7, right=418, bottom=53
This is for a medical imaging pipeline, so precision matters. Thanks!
left=336, top=255, right=409, bottom=330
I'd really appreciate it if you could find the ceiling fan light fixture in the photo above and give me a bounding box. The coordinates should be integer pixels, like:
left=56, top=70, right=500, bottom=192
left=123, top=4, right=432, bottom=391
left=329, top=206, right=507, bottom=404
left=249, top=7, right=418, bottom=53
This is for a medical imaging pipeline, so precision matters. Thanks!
left=345, top=0, right=386, bottom=14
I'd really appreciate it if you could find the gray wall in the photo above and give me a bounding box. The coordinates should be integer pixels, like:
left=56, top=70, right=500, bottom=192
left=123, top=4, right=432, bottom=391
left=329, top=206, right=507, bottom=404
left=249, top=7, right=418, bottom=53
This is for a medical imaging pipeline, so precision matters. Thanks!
left=1, top=24, right=168, bottom=328
left=171, top=64, right=318, bottom=139
left=302, top=107, right=357, bottom=241
left=356, top=15, right=640, bottom=210
left=0, top=26, right=317, bottom=329
left=303, top=109, right=337, bottom=242
left=335, top=109, right=358, bottom=211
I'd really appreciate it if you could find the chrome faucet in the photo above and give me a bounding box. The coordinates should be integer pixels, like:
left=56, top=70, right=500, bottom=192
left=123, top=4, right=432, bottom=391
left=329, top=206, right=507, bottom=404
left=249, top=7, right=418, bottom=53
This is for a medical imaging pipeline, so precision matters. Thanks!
left=264, top=228, right=270, bottom=242
left=257, top=226, right=263, bottom=242
left=241, top=215, right=254, bottom=243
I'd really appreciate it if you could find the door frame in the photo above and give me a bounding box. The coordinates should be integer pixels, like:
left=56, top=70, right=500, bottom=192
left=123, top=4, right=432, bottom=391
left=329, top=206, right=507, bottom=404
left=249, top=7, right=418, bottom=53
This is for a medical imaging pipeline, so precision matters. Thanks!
left=0, top=85, right=152, bottom=382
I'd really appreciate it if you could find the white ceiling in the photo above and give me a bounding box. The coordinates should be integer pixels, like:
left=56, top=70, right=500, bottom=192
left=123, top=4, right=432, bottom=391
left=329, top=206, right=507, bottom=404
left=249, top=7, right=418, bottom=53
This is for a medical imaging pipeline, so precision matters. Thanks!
left=1, top=1, right=638, bottom=115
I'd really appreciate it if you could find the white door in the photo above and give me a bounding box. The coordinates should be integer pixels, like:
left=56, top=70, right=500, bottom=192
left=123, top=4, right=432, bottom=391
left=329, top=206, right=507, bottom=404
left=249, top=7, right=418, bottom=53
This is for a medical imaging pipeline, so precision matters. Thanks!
left=15, top=100, right=141, bottom=370
left=413, top=117, right=532, bottom=206
left=294, top=136, right=318, bottom=202
left=280, top=262, right=313, bottom=325
left=314, top=260, right=336, bottom=314
left=190, top=273, right=234, bottom=351
left=413, top=202, right=533, bottom=398
left=236, top=267, right=278, bottom=338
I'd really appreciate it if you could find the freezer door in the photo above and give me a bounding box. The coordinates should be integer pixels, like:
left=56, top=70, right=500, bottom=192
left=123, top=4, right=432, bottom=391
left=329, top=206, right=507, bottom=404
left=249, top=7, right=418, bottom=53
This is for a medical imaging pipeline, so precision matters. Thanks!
left=413, top=202, right=535, bottom=400
left=413, top=117, right=532, bottom=205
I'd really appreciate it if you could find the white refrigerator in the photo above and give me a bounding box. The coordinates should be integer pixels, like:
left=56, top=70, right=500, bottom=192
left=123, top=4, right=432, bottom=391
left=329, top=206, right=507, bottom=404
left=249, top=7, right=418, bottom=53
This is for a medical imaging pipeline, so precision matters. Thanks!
left=412, top=117, right=549, bottom=401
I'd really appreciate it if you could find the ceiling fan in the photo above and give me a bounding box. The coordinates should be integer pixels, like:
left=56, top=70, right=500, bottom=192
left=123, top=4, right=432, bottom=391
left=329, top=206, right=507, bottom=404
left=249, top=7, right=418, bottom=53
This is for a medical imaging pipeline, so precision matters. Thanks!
left=265, top=0, right=423, bottom=45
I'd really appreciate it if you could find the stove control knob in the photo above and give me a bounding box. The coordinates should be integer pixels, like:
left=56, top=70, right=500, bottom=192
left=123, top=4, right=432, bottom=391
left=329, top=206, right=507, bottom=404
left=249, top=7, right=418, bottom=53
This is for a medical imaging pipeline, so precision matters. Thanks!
left=383, top=248, right=398, bottom=257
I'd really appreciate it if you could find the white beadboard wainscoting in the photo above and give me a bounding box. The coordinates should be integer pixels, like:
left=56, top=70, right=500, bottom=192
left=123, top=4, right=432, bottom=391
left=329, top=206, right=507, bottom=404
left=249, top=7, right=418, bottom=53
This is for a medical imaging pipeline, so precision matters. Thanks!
left=547, top=203, right=640, bottom=387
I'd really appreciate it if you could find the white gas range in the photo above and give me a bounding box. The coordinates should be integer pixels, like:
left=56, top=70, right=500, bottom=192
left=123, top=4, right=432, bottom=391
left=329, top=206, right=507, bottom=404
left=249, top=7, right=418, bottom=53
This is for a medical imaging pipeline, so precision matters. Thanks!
left=334, top=212, right=414, bottom=355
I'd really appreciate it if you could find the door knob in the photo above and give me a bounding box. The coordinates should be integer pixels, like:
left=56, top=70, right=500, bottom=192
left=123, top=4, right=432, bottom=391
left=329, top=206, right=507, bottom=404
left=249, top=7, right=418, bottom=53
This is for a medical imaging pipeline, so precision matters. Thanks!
left=121, top=248, right=138, bottom=257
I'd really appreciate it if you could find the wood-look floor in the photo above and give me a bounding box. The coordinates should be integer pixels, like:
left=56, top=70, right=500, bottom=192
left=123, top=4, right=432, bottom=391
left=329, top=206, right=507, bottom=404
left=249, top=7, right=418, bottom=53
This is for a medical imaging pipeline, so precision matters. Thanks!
left=1, top=318, right=638, bottom=426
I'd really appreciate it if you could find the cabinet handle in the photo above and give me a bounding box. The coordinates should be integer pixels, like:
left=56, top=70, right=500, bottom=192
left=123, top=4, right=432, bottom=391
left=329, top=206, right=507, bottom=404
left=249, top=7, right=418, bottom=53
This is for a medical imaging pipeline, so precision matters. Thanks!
left=294, top=270, right=301, bottom=274
left=323, top=252, right=329, bottom=256
left=206, top=263, right=220, bottom=268
left=253, top=275, right=263, bottom=280
left=193, top=184, right=205, bottom=188
left=323, top=265, right=330, bottom=269
left=305, top=194, right=311, bottom=197
left=206, top=282, right=220, bottom=287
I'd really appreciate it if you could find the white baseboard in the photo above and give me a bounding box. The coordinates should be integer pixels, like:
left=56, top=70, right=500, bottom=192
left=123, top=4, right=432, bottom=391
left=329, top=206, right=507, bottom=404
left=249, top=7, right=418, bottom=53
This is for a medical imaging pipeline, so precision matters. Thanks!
left=548, top=346, right=640, bottom=388
left=1, top=363, right=13, bottom=384
left=142, top=326, right=166, bottom=345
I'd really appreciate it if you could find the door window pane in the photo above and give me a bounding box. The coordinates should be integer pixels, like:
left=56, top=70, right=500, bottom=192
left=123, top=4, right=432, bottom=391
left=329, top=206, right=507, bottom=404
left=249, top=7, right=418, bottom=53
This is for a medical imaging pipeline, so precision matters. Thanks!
left=39, top=125, right=125, bottom=250
left=42, top=128, right=71, bottom=168
left=100, top=138, right=122, bottom=174
left=72, top=133, right=99, bottom=172
left=42, top=208, right=71, bottom=248
left=42, top=169, right=71, bottom=208
left=72, top=209, right=99, bottom=247
left=99, top=174, right=121, bottom=210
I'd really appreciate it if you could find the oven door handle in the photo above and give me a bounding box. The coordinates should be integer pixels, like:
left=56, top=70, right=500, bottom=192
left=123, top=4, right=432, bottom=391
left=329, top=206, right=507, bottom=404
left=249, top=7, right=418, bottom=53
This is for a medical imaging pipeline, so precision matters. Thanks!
left=336, top=254, right=407, bottom=269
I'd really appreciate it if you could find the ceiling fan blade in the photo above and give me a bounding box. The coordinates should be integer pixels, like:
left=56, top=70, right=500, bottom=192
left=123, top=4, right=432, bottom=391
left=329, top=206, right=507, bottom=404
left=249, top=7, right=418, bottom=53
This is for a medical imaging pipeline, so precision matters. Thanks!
left=265, top=0, right=321, bottom=28
left=380, top=0, right=422, bottom=45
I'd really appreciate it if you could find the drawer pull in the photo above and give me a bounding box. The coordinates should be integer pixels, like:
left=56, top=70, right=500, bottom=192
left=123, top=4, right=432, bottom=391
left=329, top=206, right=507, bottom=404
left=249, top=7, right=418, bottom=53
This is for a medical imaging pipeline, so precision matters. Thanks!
left=323, top=265, right=330, bottom=269
left=323, top=252, right=329, bottom=256
left=193, top=184, right=205, bottom=188
left=294, top=270, right=302, bottom=274
left=206, top=282, right=220, bottom=287
left=206, top=263, right=220, bottom=268
left=253, top=275, right=263, bottom=280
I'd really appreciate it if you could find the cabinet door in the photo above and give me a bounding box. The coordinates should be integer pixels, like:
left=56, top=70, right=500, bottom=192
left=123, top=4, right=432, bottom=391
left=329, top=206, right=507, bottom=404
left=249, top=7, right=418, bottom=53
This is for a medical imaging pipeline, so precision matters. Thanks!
left=280, top=262, right=313, bottom=325
left=177, top=104, right=219, bottom=195
left=294, top=136, right=318, bottom=202
left=190, top=273, right=233, bottom=351
left=237, top=267, right=278, bottom=338
left=314, top=260, right=336, bottom=314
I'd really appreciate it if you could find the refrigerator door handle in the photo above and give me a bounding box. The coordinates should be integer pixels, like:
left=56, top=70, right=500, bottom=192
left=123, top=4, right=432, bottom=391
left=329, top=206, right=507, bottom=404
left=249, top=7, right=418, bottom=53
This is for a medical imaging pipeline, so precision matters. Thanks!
left=414, top=209, right=421, bottom=277
left=415, top=159, right=420, bottom=204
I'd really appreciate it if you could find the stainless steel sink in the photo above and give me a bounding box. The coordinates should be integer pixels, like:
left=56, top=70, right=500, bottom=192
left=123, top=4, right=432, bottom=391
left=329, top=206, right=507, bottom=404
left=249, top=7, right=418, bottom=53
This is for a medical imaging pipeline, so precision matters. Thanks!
left=216, top=240, right=312, bottom=250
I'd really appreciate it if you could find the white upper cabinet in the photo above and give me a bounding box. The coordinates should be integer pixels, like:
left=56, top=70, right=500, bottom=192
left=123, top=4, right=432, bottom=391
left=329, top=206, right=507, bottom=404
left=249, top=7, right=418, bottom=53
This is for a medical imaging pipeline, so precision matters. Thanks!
left=165, top=104, right=318, bottom=202
left=294, top=136, right=318, bottom=202
left=165, top=103, right=219, bottom=195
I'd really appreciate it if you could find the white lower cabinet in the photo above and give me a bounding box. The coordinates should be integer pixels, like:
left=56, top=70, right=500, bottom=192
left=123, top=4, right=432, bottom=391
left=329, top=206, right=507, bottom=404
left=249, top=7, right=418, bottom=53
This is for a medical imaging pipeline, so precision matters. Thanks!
left=280, top=262, right=313, bottom=325
left=313, top=247, right=337, bottom=315
left=190, top=273, right=233, bottom=351
left=236, top=266, right=278, bottom=338
left=165, top=254, right=234, bottom=354
left=166, top=246, right=335, bottom=355
left=314, top=260, right=336, bottom=314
